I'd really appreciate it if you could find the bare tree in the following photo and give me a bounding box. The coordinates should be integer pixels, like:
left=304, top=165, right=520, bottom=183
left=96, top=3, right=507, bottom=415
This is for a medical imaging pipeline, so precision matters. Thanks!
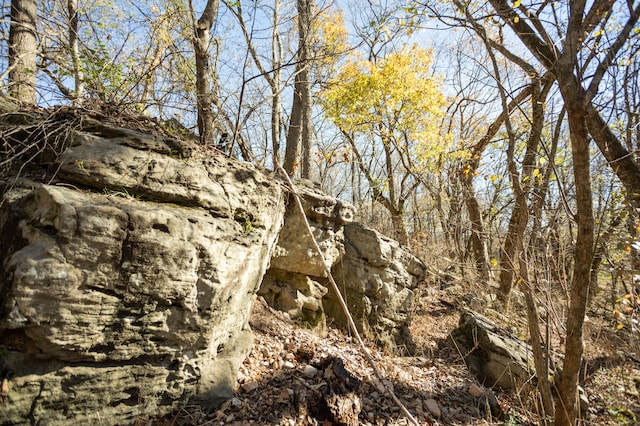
left=8, top=0, right=37, bottom=103
left=190, top=0, right=220, bottom=145
left=67, top=0, right=83, bottom=105
left=422, top=0, right=640, bottom=422
left=224, top=0, right=284, bottom=165
left=481, top=1, right=640, bottom=424
left=284, top=0, right=314, bottom=178
left=457, top=82, right=537, bottom=285
left=271, top=0, right=283, bottom=165
left=298, top=0, right=314, bottom=180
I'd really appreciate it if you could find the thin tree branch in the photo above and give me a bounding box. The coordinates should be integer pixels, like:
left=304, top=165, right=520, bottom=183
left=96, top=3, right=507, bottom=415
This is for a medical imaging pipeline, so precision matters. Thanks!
left=585, top=1, right=640, bottom=102
left=275, top=162, right=420, bottom=426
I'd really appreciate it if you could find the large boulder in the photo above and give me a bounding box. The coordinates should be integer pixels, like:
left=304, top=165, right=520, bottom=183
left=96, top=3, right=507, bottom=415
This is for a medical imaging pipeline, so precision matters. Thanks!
left=259, top=185, right=427, bottom=353
left=450, top=310, right=543, bottom=389
left=0, top=118, right=285, bottom=424
left=259, top=184, right=353, bottom=335
left=449, top=311, right=595, bottom=418
left=327, top=223, right=426, bottom=354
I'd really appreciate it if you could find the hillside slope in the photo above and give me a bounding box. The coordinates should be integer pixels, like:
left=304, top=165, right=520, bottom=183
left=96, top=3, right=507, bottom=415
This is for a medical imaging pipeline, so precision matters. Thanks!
left=153, top=285, right=640, bottom=426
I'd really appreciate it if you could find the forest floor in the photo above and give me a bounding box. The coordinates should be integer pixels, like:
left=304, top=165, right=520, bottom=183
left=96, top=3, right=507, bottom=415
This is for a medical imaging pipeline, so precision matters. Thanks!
left=152, top=282, right=640, bottom=426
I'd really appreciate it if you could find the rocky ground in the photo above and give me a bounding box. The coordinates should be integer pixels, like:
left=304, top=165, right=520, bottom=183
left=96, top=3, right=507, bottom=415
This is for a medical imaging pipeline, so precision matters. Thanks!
left=146, top=283, right=640, bottom=426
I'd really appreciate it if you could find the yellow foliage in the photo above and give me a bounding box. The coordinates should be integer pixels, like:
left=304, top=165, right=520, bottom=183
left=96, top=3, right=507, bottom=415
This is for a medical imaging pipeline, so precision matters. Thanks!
left=319, top=44, right=452, bottom=165
left=311, top=8, right=349, bottom=73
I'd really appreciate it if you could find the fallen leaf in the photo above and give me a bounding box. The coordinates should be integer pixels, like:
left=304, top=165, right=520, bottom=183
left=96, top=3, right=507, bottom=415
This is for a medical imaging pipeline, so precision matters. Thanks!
left=424, top=398, right=441, bottom=418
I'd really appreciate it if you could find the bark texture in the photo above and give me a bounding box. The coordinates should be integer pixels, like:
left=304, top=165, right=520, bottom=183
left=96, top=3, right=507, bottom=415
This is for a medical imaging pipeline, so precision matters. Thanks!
left=8, top=0, right=37, bottom=103
left=193, top=0, right=220, bottom=145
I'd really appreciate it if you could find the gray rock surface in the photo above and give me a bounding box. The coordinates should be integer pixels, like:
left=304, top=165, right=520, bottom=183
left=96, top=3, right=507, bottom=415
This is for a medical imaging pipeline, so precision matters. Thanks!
left=450, top=310, right=543, bottom=390
left=328, top=223, right=426, bottom=354
left=0, top=120, right=285, bottom=424
left=259, top=268, right=329, bottom=334
left=260, top=185, right=427, bottom=353
left=268, top=184, right=355, bottom=277
left=259, top=184, right=354, bottom=336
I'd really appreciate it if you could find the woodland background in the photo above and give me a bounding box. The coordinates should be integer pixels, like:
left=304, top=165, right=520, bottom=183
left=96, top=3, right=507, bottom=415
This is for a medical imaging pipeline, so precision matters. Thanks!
left=2, top=0, right=640, bottom=425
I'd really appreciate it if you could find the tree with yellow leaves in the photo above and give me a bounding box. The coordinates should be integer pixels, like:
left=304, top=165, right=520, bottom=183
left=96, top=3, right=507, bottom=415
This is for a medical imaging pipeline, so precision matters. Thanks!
left=319, top=44, right=449, bottom=245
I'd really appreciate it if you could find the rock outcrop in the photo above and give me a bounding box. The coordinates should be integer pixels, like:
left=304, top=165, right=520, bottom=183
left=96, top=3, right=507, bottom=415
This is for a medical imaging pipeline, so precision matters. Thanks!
left=0, top=112, right=285, bottom=424
left=450, top=310, right=543, bottom=390
left=451, top=311, right=593, bottom=418
left=259, top=185, right=354, bottom=335
left=0, top=101, right=428, bottom=423
left=328, top=223, right=426, bottom=354
left=259, top=185, right=427, bottom=353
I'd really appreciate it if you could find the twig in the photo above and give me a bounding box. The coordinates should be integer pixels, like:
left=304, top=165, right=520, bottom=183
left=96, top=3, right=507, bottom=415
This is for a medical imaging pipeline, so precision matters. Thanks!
left=275, top=163, right=420, bottom=426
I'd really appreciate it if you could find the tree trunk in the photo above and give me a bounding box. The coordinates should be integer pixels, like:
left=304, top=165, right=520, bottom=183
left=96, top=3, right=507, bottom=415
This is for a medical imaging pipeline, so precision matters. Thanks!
left=284, top=78, right=302, bottom=174
left=300, top=71, right=314, bottom=180
left=271, top=81, right=282, bottom=165
left=284, top=0, right=314, bottom=177
left=271, top=0, right=282, bottom=165
left=461, top=174, right=492, bottom=284
left=498, top=208, right=522, bottom=305
left=520, top=258, right=556, bottom=423
left=554, top=76, right=594, bottom=426
left=192, top=0, right=220, bottom=145
left=498, top=81, right=546, bottom=306
left=8, top=0, right=37, bottom=104
left=390, top=208, right=409, bottom=246
left=298, top=0, right=314, bottom=180
left=68, top=0, right=84, bottom=105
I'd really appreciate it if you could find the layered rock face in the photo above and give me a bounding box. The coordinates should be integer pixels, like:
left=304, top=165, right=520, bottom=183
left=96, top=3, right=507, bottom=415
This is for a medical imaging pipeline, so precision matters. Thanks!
left=0, top=118, right=285, bottom=424
left=451, top=311, right=543, bottom=389
left=0, top=102, right=428, bottom=423
left=259, top=186, right=427, bottom=353
left=328, top=223, right=427, bottom=353
left=259, top=185, right=354, bottom=335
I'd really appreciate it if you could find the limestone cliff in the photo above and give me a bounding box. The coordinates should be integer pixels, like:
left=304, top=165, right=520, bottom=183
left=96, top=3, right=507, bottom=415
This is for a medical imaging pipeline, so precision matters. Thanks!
left=0, top=107, right=285, bottom=424
left=0, top=101, right=426, bottom=424
left=260, top=185, right=427, bottom=354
